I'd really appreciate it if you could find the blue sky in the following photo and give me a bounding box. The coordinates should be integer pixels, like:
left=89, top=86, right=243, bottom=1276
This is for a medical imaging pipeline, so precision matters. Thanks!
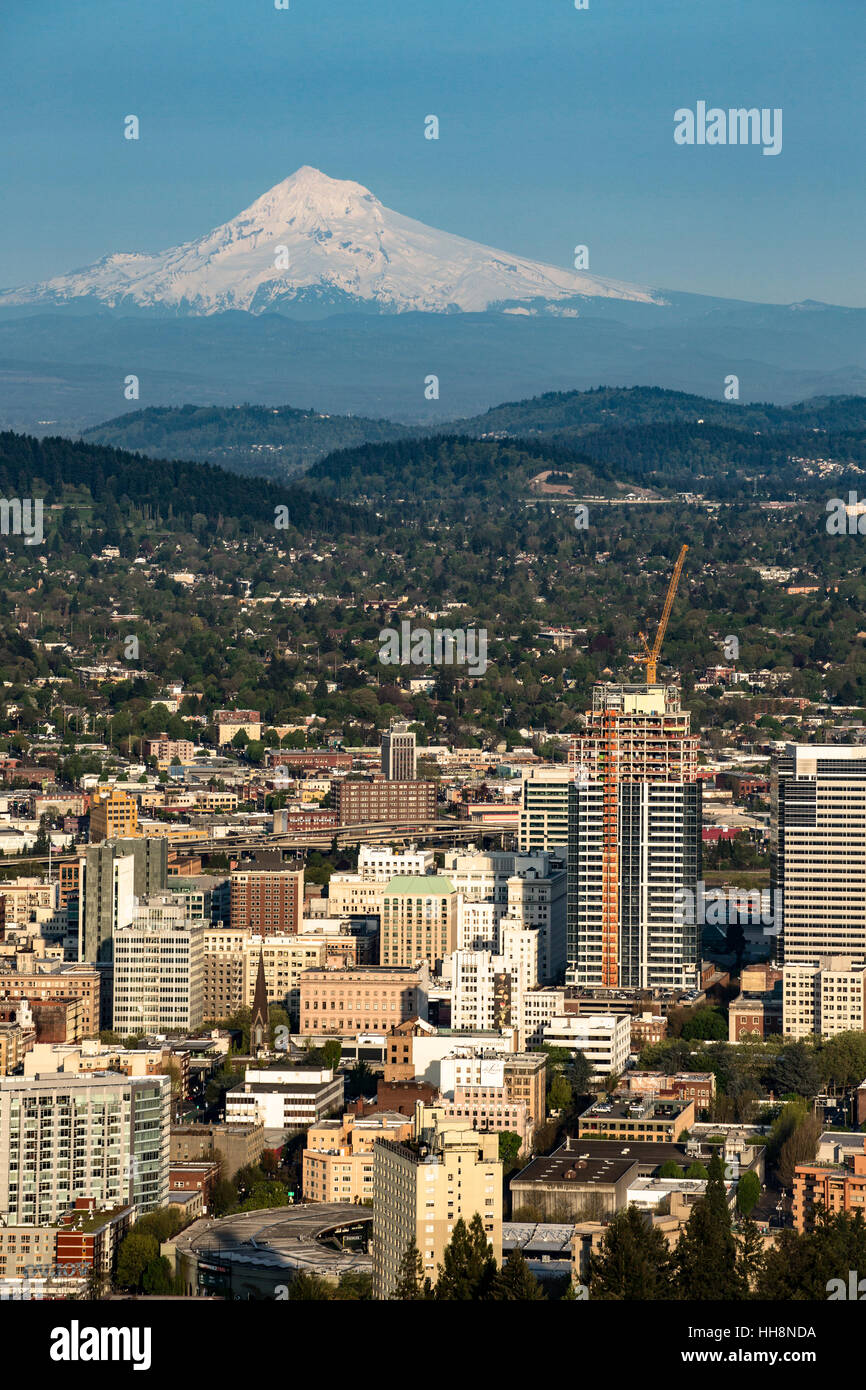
left=0, top=0, right=863, bottom=304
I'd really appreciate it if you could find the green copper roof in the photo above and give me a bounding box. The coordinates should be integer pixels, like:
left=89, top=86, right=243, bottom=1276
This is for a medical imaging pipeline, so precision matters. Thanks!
left=384, top=875, right=455, bottom=894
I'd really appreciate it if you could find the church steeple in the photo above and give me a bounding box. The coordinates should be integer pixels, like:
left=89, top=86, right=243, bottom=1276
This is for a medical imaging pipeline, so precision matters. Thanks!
left=251, top=949, right=269, bottom=1056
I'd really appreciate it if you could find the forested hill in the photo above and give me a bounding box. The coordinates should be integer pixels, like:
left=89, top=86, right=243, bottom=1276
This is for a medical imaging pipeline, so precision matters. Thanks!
left=0, top=431, right=371, bottom=536
left=302, top=434, right=620, bottom=501
left=77, top=387, right=866, bottom=497
left=82, top=403, right=412, bottom=480
left=457, top=386, right=866, bottom=436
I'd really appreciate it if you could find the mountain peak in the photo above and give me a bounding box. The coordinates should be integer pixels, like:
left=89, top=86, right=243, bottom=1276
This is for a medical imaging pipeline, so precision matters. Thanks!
left=0, top=169, right=662, bottom=316
left=240, top=166, right=379, bottom=230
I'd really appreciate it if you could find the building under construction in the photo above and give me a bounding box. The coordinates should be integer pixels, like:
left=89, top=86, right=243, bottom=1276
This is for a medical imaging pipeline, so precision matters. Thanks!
left=566, top=549, right=701, bottom=991
left=567, top=683, right=702, bottom=991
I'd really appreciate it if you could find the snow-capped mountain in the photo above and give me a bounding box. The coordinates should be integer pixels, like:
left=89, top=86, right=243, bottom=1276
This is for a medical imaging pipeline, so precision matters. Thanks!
left=0, top=166, right=664, bottom=316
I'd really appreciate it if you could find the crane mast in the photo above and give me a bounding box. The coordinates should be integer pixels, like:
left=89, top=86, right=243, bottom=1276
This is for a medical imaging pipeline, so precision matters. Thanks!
left=638, top=544, right=688, bottom=684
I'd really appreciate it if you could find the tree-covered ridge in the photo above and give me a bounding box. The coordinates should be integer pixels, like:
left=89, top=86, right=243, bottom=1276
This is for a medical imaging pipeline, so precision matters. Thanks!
left=82, top=403, right=413, bottom=481
left=76, top=386, right=866, bottom=497
left=458, top=384, right=866, bottom=437
left=303, top=434, right=618, bottom=501
left=0, top=430, right=370, bottom=536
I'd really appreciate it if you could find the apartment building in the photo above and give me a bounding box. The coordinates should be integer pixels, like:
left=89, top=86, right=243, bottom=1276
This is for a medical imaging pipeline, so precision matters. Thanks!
left=229, top=866, right=303, bottom=936
left=380, top=876, right=458, bottom=969
left=774, top=744, right=866, bottom=963
left=456, top=898, right=499, bottom=953
left=302, top=1110, right=413, bottom=1203
left=215, top=710, right=261, bottom=746
left=0, top=878, right=58, bottom=928
left=577, top=1093, right=696, bottom=1143
left=792, top=1141, right=866, bottom=1232
left=0, top=1021, right=27, bottom=1075
left=170, top=1121, right=265, bottom=1179
left=143, top=736, right=196, bottom=766
left=519, top=986, right=566, bottom=1049
left=782, top=957, right=866, bottom=1039
left=112, top=897, right=204, bottom=1034
left=383, top=1022, right=516, bottom=1085
left=326, top=874, right=386, bottom=918
left=624, top=1071, right=716, bottom=1113
left=333, top=777, right=436, bottom=826
left=371, top=1106, right=502, bottom=1298
left=438, top=1050, right=546, bottom=1131
left=89, top=786, right=139, bottom=843
left=0, top=1071, right=170, bottom=1224
left=79, top=837, right=168, bottom=963
left=299, top=964, right=429, bottom=1037
left=0, top=962, right=101, bottom=1036
left=442, top=848, right=566, bottom=982
left=202, top=925, right=357, bottom=1020
left=568, top=683, right=701, bottom=991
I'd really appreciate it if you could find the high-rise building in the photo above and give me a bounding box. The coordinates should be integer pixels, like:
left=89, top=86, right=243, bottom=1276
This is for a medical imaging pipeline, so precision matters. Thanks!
left=229, top=865, right=303, bottom=936
left=442, top=848, right=566, bottom=984
left=79, top=838, right=168, bottom=963
left=518, top=768, right=571, bottom=854
left=380, top=876, right=458, bottom=969
left=773, top=744, right=866, bottom=963
left=372, top=1105, right=502, bottom=1298
left=381, top=720, right=417, bottom=781
left=567, top=683, right=701, bottom=990
left=0, top=1071, right=170, bottom=1224
left=112, top=896, right=205, bottom=1034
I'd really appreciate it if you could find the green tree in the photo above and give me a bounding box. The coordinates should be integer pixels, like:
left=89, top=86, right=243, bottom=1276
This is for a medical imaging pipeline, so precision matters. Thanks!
left=490, top=1247, right=546, bottom=1301
left=115, top=1232, right=159, bottom=1291
left=392, top=1241, right=432, bottom=1300
left=778, top=1114, right=821, bottom=1189
left=757, top=1209, right=866, bottom=1299
left=736, top=1169, right=761, bottom=1217
left=681, top=1008, right=728, bottom=1041
left=588, top=1205, right=675, bottom=1300
left=674, top=1152, right=745, bottom=1300
left=286, top=1272, right=334, bottom=1300
left=141, top=1256, right=174, bottom=1295
left=547, top=1073, right=572, bottom=1113
left=773, top=1041, right=822, bottom=1099
left=498, top=1131, right=522, bottom=1169
left=434, top=1214, right=497, bottom=1301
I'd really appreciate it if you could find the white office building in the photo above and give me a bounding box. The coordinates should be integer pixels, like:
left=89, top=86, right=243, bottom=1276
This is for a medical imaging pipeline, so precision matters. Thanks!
left=113, top=895, right=204, bottom=1034
left=782, top=957, right=866, bottom=1039
left=541, top=1013, right=631, bottom=1082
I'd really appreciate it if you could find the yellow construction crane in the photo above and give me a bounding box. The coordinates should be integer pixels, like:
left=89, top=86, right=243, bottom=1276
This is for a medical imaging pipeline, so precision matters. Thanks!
left=639, top=544, right=688, bottom=684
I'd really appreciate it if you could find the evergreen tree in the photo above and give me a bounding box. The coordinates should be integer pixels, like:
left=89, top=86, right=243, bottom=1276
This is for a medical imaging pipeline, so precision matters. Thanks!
left=674, top=1152, right=745, bottom=1300
left=434, top=1214, right=497, bottom=1300
left=588, top=1205, right=674, bottom=1300
left=757, top=1209, right=866, bottom=1300
left=490, top=1247, right=546, bottom=1301
left=393, top=1241, right=432, bottom=1300
left=736, top=1217, right=766, bottom=1296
